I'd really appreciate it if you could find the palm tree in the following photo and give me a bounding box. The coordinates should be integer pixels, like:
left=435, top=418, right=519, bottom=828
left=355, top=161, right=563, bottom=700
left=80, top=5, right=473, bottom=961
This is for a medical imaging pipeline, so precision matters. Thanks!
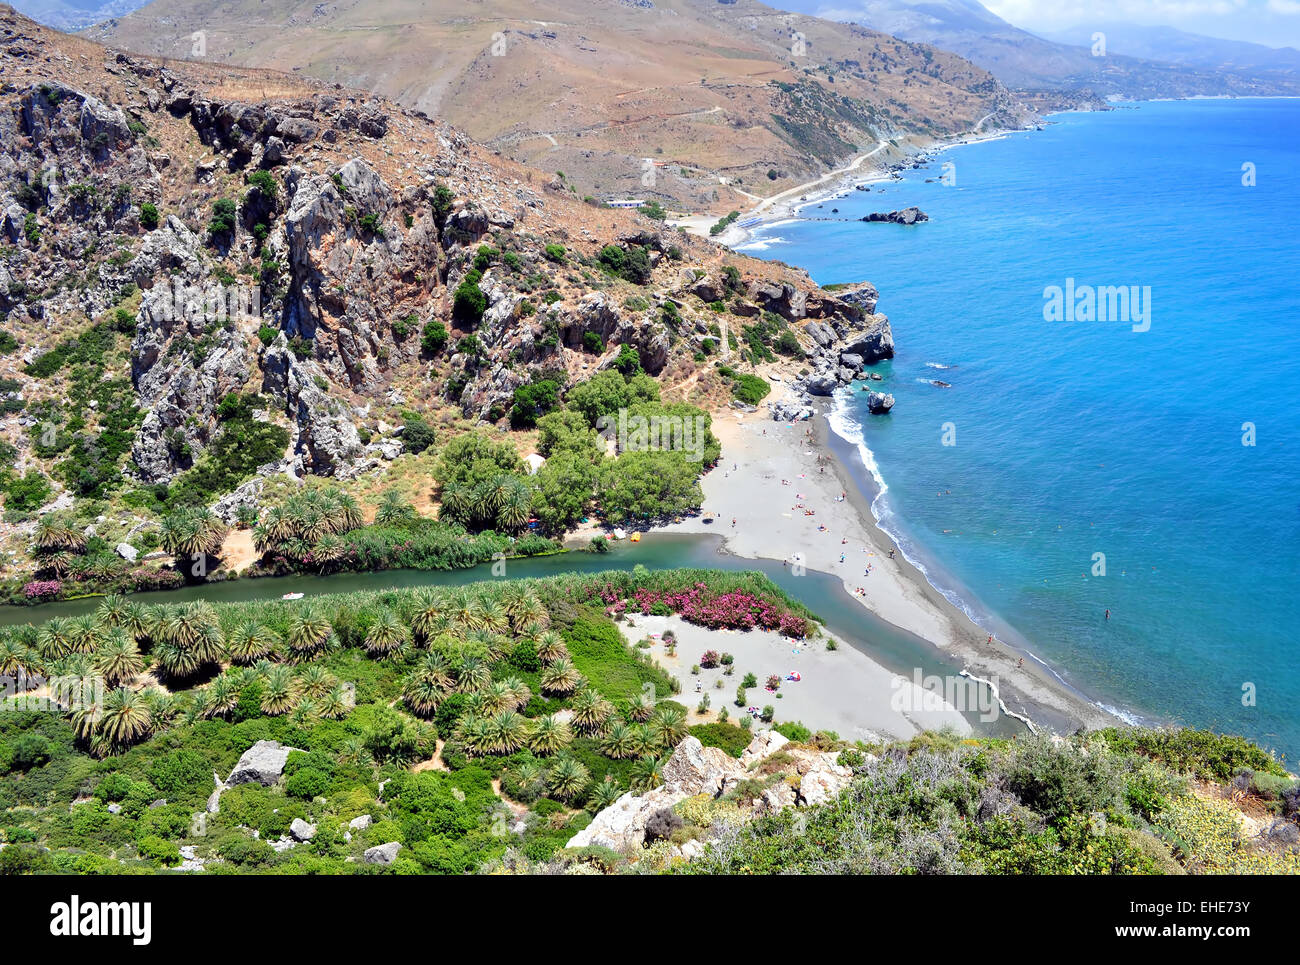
left=444, top=587, right=477, bottom=632
left=413, top=651, right=454, bottom=691
left=540, top=657, right=581, bottom=696
left=311, top=533, right=345, bottom=572
left=288, top=698, right=318, bottom=728
left=535, top=631, right=568, bottom=664
left=364, top=611, right=409, bottom=658
left=458, top=716, right=493, bottom=756
left=152, top=639, right=201, bottom=680
left=97, top=687, right=153, bottom=752
left=95, top=593, right=130, bottom=628
left=487, top=710, right=527, bottom=754
left=199, top=674, right=241, bottom=719
left=649, top=703, right=688, bottom=748
left=625, top=689, right=656, bottom=722
left=375, top=489, right=414, bottom=526
left=402, top=674, right=444, bottom=718
left=121, top=603, right=152, bottom=647
left=319, top=683, right=353, bottom=719
left=590, top=775, right=623, bottom=811
left=326, top=490, right=364, bottom=532
left=476, top=598, right=510, bottom=635
left=481, top=680, right=515, bottom=716
left=66, top=615, right=102, bottom=655
left=35, top=517, right=85, bottom=553
left=410, top=589, right=446, bottom=645
left=547, top=756, right=590, bottom=802
left=297, top=664, right=335, bottom=698
left=501, top=675, right=531, bottom=710
left=515, top=595, right=549, bottom=632
left=496, top=477, right=532, bottom=532
left=571, top=688, right=613, bottom=734
left=92, top=630, right=144, bottom=688
left=630, top=754, right=664, bottom=792
left=37, top=618, right=74, bottom=661
left=510, top=759, right=544, bottom=798
left=455, top=656, right=491, bottom=693
left=36, top=549, right=74, bottom=578
left=630, top=722, right=660, bottom=757
left=438, top=480, right=472, bottom=525
left=600, top=721, right=637, bottom=759
left=260, top=664, right=298, bottom=715
left=161, top=507, right=227, bottom=563
left=338, top=737, right=372, bottom=767
left=225, top=620, right=278, bottom=664
left=528, top=714, right=572, bottom=755
left=286, top=609, right=333, bottom=657
left=161, top=603, right=214, bottom=650
left=0, top=636, right=40, bottom=683
left=482, top=474, right=512, bottom=518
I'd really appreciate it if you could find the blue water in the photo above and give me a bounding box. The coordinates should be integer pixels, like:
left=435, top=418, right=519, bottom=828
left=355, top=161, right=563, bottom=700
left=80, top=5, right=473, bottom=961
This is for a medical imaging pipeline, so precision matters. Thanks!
left=739, top=99, right=1300, bottom=762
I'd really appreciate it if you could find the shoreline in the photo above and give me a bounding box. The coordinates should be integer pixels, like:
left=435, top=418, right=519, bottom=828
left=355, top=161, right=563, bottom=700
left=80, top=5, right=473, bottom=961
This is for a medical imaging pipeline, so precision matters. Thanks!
left=655, top=396, right=1120, bottom=737
left=674, top=125, right=1021, bottom=248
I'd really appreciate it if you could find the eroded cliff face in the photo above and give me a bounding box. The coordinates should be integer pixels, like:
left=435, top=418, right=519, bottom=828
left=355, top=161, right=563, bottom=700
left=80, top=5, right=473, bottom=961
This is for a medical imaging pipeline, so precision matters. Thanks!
left=0, top=8, right=877, bottom=500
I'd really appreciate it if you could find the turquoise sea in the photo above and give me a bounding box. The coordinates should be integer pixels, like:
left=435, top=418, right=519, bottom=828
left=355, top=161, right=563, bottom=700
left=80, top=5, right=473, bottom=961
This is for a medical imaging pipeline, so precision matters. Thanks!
left=738, top=99, right=1300, bottom=761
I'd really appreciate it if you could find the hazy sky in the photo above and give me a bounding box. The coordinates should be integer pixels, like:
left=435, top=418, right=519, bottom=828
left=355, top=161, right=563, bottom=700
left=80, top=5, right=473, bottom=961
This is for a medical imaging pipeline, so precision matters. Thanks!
left=800, top=0, right=1300, bottom=49
left=984, top=0, right=1300, bottom=48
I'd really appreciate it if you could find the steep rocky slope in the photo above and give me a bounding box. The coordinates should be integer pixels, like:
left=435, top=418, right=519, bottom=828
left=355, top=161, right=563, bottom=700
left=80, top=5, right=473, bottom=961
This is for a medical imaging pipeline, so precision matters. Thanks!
left=0, top=7, right=884, bottom=572
left=83, top=0, right=1028, bottom=211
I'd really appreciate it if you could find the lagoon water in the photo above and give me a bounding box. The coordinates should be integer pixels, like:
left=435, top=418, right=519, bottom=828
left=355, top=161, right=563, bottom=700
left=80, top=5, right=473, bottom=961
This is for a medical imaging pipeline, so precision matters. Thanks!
left=740, top=99, right=1300, bottom=760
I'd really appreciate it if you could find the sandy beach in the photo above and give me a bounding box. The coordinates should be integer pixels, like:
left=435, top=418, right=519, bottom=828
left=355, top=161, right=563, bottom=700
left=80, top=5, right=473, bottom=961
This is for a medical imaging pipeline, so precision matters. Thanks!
left=656, top=389, right=1117, bottom=736
left=617, top=614, right=972, bottom=743
left=671, top=127, right=1019, bottom=248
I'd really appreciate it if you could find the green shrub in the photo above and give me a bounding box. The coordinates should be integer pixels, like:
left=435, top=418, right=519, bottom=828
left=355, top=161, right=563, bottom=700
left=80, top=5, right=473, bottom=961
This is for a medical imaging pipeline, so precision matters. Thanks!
left=139, top=202, right=159, bottom=230
left=421, top=320, right=449, bottom=355
left=689, top=722, right=751, bottom=758
left=207, top=199, right=237, bottom=238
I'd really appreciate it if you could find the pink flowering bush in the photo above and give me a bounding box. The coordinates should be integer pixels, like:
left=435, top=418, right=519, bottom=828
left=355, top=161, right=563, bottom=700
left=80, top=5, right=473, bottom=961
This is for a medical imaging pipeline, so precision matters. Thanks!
left=588, top=580, right=809, bottom=638
left=23, top=579, right=62, bottom=599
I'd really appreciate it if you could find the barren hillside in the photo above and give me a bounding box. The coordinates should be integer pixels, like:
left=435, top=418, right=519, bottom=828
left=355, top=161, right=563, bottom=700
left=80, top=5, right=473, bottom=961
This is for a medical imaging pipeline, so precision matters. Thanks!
left=84, top=0, right=1027, bottom=211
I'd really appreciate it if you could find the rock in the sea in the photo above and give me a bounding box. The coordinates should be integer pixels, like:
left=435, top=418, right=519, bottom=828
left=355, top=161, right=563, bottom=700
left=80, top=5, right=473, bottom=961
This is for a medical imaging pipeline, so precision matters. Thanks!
left=865, top=391, right=895, bottom=414
left=862, top=206, right=928, bottom=225
left=364, top=842, right=403, bottom=865
left=225, top=740, right=304, bottom=787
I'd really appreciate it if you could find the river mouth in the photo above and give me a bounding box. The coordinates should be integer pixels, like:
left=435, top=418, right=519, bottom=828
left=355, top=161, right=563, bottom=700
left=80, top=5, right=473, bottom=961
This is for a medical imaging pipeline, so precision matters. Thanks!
left=0, top=531, right=1026, bottom=739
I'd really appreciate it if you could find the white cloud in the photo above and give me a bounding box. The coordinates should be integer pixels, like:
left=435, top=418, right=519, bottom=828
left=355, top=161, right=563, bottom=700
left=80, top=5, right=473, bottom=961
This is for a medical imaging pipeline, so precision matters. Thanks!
left=985, top=0, right=1249, bottom=30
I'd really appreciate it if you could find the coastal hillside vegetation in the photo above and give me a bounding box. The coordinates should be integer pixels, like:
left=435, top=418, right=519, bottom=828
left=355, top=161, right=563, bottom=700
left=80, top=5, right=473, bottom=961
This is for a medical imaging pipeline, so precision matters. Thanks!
left=1, top=568, right=1295, bottom=875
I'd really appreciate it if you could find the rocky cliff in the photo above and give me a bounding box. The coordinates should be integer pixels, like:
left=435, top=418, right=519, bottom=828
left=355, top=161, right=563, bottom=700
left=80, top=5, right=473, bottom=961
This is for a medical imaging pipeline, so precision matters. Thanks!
left=0, top=8, right=873, bottom=534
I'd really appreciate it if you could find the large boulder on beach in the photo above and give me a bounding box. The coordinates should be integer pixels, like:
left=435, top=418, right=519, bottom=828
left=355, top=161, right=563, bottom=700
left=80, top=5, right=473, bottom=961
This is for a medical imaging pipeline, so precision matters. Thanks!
left=771, top=398, right=814, bottom=422
left=841, top=315, right=895, bottom=364
left=804, top=372, right=840, bottom=396
left=225, top=740, right=304, bottom=787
